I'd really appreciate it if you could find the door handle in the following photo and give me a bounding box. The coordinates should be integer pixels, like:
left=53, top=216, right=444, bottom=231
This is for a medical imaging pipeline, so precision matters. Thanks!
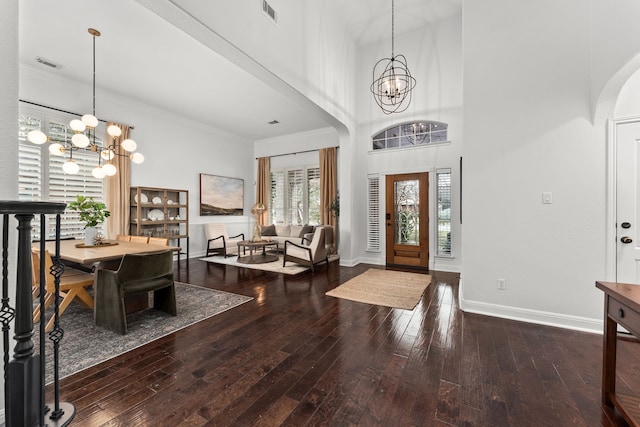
left=621, top=236, right=633, bottom=244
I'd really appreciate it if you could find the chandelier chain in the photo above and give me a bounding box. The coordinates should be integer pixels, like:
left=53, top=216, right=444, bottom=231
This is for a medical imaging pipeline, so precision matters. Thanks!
left=391, top=0, right=395, bottom=58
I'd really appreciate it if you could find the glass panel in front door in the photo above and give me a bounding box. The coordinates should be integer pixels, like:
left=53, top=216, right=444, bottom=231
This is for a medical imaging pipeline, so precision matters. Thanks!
left=394, top=179, right=420, bottom=245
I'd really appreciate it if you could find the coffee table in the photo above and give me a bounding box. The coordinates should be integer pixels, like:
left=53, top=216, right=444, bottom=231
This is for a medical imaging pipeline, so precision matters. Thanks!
left=236, top=240, right=279, bottom=264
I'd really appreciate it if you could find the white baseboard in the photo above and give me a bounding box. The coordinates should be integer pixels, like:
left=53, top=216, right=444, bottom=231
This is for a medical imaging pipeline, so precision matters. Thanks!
left=462, top=299, right=603, bottom=334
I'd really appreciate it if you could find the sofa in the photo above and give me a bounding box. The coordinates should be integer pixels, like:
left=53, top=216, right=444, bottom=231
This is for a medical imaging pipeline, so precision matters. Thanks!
left=259, top=224, right=314, bottom=247
left=259, top=224, right=336, bottom=254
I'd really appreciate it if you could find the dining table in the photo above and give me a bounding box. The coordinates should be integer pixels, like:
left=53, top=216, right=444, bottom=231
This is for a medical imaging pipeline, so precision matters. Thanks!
left=33, top=239, right=181, bottom=265
left=32, top=238, right=181, bottom=313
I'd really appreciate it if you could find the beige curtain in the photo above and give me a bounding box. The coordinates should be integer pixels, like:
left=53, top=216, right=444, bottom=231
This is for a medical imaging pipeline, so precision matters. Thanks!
left=105, top=122, right=131, bottom=239
left=320, top=147, right=337, bottom=229
left=256, top=157, right=270, bottom=226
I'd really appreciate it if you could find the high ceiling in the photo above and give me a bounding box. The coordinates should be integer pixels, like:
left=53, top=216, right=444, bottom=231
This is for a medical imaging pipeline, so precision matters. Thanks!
left=18, top=0, right=461, bottom=141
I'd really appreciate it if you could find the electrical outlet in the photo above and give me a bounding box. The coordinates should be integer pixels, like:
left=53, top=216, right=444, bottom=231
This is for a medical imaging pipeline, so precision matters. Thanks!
left=497, top=279, right=506, bottom=290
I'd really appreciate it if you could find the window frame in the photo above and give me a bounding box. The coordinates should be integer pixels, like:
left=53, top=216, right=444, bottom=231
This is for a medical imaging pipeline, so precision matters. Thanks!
left=269, top=164, right=320, bottom=226
left=18, top=105, right=107, bottom=240
left=371, top=120, right=449, bottom=152
left=435, top=168, right=452, bottom=257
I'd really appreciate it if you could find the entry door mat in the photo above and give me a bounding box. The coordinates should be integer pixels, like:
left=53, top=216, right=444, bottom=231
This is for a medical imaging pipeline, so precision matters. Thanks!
left=35, top=282, right=252, bottom=384
left=326, top=268, right=431, bottom=310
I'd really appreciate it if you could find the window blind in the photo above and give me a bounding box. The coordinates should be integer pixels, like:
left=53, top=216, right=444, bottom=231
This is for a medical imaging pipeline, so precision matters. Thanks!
left=18, top=109, right=106, bottom=240
left=436, top=169, right=452, bottom=256
left=367, top=174, right=380, bottom=252
left=307, top=167, right=320, bottom=225
left=287, top=169, right=304, bottom=225
left=270, top=171, right=285, bottom=225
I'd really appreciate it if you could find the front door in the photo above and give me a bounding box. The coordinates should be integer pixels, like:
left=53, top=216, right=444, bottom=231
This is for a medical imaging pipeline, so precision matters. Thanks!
left=385, top=173, right=429, bottom=269
left=616, top=118, right=640, bottom=282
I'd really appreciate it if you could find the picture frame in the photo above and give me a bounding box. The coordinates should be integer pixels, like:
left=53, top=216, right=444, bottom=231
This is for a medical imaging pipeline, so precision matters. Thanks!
left=199, top=173, right=244, bottom=216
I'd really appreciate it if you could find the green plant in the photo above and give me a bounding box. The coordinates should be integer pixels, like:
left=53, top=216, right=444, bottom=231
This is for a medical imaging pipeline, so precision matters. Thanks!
left=328, top=194, right=340, bottom=218
left=67, top=195, right=110, bottom=228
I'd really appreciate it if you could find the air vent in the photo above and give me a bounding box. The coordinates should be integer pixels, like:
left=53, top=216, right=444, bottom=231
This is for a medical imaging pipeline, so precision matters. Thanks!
left=35, top=56, right=64, bottom=70
left=262, top=0, right=278, bottom=24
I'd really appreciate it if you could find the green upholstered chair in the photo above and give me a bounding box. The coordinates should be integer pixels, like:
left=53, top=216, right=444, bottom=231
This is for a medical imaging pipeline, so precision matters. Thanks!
left=94, top=250, right=175, bottom=334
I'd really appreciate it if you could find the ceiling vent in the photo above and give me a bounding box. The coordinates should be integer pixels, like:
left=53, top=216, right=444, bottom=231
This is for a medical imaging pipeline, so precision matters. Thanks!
left=262, top=0, right=278, bottom=25
left=35, top=56, right=64, bottom=70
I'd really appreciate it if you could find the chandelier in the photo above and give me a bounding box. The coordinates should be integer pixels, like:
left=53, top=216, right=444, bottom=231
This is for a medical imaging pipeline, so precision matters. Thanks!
left=27, top=28, right=143, bottom=178
left=370, top=0, right=416, bottom=114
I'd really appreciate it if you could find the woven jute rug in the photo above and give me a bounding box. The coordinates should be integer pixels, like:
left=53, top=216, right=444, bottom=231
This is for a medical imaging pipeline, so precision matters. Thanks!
left=326, top=268, right=431, bottom=310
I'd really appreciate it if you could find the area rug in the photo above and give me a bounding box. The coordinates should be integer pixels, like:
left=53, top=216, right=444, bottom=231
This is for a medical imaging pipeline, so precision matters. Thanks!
left=326, top=268, right=431, bottom=310
left=35, top=282, right=252, bottom=384
left=201, top=254, right=310, bottom=275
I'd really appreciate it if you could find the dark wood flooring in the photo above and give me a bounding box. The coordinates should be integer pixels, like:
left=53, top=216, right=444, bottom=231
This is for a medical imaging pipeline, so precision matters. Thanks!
left=47, top=259, right=638, bottom=426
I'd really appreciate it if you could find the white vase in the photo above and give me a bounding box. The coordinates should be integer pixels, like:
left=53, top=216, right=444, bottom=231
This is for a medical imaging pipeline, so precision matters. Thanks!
left=84, top=226, right=97, bottom=246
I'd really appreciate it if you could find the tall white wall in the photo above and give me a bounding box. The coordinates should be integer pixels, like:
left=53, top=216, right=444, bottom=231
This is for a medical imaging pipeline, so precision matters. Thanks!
left=354, top=16, right=463, bottom=271
left=20, top=66, right=255, bottom=257
left=615, top=69, right=640, bottom=118
left=0, top=0, right=19, bottom=419
left=462, top=0, right=605, bottom=331
left=138, top=0, right=360, bottom=263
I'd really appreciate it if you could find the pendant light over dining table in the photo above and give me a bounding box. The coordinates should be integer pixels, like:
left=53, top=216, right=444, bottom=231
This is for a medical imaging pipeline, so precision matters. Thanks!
left=370, top=0, right=416, bottom=114
left=27, top=28, right=144, bottom=178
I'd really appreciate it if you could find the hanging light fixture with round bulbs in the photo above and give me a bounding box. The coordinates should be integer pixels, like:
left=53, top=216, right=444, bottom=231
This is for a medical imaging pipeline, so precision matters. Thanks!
left=27, top=28, right=144, bottom=177
left=370, top=0, right=416, bottom=114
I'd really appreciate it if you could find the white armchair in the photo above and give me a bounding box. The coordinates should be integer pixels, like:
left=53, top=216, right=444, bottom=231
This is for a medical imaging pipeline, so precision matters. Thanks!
left=204, top=223, right=245, bottom=257
left=283, top=226, right=329, bottom=272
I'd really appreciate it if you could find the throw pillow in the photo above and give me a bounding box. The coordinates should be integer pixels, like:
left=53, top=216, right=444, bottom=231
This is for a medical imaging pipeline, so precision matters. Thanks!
left=260, top=224, right=276, bottom=236
left=299, top=224, right=314, bottom=237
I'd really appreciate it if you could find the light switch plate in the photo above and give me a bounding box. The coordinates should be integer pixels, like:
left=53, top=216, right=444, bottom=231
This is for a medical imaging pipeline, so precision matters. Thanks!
left=542, top=192, right=552, bottom=204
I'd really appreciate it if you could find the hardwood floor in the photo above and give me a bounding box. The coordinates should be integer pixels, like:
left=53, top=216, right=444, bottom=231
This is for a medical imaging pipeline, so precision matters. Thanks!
left=48, top=259, right=638, bottom=426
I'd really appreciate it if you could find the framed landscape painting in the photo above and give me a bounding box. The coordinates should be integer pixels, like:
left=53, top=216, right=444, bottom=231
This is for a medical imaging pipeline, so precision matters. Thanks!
left=200, top=173, right=244, bottom=216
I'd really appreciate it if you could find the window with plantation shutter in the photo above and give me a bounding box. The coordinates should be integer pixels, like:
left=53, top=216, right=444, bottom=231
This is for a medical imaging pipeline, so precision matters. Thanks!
left=287, top=169, right=304, bottom=225
left=307, top=167, right=320, bottom=225
left=270, top=165, right=320, bottom=226
left=367, top=175, right=380, bottom=252
left=270, top=171, right=285, bottom=225
left=18, top=107, right=106, bottom=240
left=436, top=168, right=452, bottom=256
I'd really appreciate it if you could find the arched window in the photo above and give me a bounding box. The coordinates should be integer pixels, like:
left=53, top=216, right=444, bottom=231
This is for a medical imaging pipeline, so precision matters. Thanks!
left=372, top=121, right=448, bottom=151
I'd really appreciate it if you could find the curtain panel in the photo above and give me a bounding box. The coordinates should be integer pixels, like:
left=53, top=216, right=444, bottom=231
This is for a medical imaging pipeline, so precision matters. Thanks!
left=320, top=147, right=337, bottom=229
left=256, top=157, right=270, bottom=226
left=105, top=122, right=131, bottom=239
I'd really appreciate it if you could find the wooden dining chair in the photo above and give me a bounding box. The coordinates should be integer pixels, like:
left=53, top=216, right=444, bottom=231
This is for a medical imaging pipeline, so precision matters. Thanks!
left=129, top=235, right=149, bottom=244
left=148, top=237, right=169, bottom=246
left=32, top=249, right=95, bottom=332
left=116, top=234, right=131, bottom=242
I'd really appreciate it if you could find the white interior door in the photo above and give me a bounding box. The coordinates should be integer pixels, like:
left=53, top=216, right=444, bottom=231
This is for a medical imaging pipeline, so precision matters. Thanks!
left=616, top=119, right=640, bottom=283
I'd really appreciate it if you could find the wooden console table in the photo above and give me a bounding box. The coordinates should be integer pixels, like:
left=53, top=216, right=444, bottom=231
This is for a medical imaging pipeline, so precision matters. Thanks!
left=596, top=281, right=640, bottom=426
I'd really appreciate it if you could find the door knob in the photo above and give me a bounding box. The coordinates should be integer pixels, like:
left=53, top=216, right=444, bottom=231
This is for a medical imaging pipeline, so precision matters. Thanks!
left=621, top=236, right=633, bottom=244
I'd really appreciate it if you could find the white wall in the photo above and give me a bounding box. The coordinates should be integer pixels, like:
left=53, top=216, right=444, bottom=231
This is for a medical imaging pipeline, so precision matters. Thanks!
left=615, top=69, right=640, bottom=118
left=20, top=66, right=255, bottom=258
left=591, top=0, right=640, bottom=118
left=138, top=0, right=360, bottom=264
left=0, top=0, right=19, bottom=419
left=462, top=0, right=606, bottom=331
left=354, top=16, right=463, bottom=271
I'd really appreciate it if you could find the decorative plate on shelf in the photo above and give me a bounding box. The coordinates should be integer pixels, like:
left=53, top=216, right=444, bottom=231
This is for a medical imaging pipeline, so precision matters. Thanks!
left=147, top=209, right=164, bottom=221
left=134, top=193, right=148, bottom=204
left=167, top=200, right=174, bottom=205
left=152, top=196, right=162, bottom=205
